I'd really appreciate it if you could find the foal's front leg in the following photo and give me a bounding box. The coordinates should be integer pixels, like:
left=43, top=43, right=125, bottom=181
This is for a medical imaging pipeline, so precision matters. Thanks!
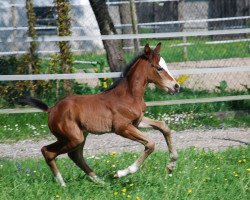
left=114, top=124, right=155, bottom=178
left=141, top=117, right=178, bottom=174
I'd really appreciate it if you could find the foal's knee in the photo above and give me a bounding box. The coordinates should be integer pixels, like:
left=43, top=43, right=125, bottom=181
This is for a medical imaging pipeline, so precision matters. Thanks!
left=171, top=152, right=178, bottom=161
left=157, top=121, right=171, bottom=134
left=41, top=146, right=55, bottom=163
left=146, top=141, right=155, bottom=153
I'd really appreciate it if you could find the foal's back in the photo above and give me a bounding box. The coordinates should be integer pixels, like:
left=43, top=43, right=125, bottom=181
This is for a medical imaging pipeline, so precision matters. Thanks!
left=48, top=93, right=115, bottom=135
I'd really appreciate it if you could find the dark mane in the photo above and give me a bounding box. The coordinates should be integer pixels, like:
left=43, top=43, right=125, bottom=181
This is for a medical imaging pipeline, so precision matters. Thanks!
left=104, top=53, right=147, bottom=92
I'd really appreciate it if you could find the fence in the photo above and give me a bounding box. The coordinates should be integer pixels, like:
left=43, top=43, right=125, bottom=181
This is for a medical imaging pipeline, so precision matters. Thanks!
left=0, top=0, right=250, bottom=113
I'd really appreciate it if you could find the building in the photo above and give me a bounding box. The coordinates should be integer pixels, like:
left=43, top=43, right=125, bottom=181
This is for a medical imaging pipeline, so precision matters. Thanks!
left=0, top=0, right=103, bottom=54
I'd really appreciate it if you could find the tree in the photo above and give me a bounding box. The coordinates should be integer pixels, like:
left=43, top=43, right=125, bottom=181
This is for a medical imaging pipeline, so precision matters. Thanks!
left=55, top=0, right=73, bottom=94
left=89, top=0, right=126, bottom=72
left=26, top=0, right=39, bottom=96
left=119, top=3, right=133, bottom=51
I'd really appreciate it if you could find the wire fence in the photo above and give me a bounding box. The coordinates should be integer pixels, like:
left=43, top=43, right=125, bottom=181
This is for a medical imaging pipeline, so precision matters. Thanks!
left=0, top=0, right=250, bottom=112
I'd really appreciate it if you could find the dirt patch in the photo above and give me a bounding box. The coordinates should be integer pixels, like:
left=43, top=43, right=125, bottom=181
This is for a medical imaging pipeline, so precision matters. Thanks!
left=0, top=128, right=249, bottom=159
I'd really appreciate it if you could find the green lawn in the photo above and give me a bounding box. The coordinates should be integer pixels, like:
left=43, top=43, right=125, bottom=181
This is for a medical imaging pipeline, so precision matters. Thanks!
left=0, top=146, right=249, bottom=200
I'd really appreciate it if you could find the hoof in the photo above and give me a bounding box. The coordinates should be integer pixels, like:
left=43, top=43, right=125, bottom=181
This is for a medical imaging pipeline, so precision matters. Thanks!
left=113, top=173, right=119, bottom=178
left=167, top=167, right=174, bottom=174
left=167, top=161, right=176, bottom=173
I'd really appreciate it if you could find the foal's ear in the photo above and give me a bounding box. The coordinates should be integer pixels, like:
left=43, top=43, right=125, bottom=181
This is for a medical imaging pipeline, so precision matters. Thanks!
left=144, top=43, right=151, bottom=58
left=154, top=42, right=162, bottom=54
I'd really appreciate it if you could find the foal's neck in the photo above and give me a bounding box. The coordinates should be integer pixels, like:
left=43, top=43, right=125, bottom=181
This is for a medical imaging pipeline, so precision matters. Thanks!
left=126, top=59, right=148, bottom=100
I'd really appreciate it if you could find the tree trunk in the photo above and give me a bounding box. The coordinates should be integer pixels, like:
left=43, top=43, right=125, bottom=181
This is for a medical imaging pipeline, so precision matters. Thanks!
left=119, top=3, right=133, bottom=51
left=89, top=0, right=126, bottom=72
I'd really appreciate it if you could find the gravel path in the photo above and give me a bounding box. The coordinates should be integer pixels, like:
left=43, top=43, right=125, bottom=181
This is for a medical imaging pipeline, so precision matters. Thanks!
left=0, top=128, right=249, bottom=159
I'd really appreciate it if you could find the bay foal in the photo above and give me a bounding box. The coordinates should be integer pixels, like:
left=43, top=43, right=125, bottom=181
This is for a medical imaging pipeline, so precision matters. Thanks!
left=19, top=43, right=180, bottom=186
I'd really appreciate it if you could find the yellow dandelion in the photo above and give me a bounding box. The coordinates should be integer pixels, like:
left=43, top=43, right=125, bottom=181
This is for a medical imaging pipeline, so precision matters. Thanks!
left=111, top=151, right=117, bottom=157
left=238, top=160, right=242, bottom=163
left=122, top=188, right=127, bottom=193
left=188, top=188, right=192, bottom=194
left=136, top=196, right=141, bottom=200
left=246, top=168, right=250, bottom=173
left=114, top=191, right=119, bottom=196
left=233, top=171, right=239, bottom=177
left=55, top=194, right=60, bottom=198
left=242, top=159, right=246, bottom=163
left=103, top=82, right=108, bottom=89
left=127, top=194, right=131, bottom=198
left=176, top=75, right=189, bottom=85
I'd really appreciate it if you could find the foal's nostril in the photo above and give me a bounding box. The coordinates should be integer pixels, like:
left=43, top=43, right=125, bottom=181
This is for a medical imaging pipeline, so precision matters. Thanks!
left=174, top=84, right=180, bottom=89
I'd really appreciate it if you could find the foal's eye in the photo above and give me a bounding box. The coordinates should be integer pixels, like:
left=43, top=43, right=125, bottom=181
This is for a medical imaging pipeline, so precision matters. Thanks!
left=157, top=67, right=164, bottom=72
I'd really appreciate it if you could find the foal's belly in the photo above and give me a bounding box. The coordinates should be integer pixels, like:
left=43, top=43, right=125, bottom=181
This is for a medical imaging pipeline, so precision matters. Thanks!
left=81, top=115, right=113, bottom=134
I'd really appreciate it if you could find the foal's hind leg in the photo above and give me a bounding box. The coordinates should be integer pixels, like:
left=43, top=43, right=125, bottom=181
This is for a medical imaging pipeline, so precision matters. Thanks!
left=41, top=141, right=67, bottom=186
left=141, top=117, right=178, bottom=174
left=42, top=127, right=84, bottom=186
left=67, top=134, right=105, bottom=184
left=114, top=124, right=155, bottom=178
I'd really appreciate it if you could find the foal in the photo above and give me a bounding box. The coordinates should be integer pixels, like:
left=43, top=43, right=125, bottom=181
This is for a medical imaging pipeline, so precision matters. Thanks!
left=19, top=43, right=180, bottom=186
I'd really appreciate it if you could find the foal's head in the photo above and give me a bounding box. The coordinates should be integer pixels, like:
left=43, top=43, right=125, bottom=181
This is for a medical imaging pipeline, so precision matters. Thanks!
left=144, top=43, right=180, bottom=94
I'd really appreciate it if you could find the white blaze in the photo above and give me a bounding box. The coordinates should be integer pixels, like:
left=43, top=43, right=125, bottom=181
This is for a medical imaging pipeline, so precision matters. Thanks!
left=159, top=57, right=174, bottom=79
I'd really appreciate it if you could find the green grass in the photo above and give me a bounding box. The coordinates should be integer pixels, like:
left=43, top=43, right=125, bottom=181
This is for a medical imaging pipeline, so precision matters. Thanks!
left=0, top=113, right=50, bottom=142
left=0, top=146, right=249, bottom=200
left=0, top=109, right=250, bottom=142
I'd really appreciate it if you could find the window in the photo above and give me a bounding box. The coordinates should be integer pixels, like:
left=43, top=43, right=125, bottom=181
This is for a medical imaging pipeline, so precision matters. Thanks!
left=34, top=6, right=57, bottom=36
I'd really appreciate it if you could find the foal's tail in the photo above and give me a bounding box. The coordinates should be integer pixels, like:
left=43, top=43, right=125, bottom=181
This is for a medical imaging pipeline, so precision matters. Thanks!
left=17, top=96, right=49, bottom=112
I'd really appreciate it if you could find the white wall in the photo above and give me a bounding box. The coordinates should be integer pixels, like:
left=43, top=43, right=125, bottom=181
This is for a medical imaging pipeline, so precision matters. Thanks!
left=0, top=0, right=104, bottom=54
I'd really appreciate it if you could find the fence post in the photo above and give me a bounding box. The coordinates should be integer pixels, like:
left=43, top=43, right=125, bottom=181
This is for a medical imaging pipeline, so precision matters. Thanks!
left=129, top=0, right=140, bottom=55
left=11, top=4, right=17, bottom=52
left=178, top=0, right=188, bottom=61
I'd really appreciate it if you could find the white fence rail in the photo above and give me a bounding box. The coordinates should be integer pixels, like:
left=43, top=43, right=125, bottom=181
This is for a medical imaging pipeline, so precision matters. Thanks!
left=1, top=28, right=248, bottom=43
left=1, top=66, right=250, bottom=81
left=1, top=66, right=250, bottom=114
left=1, top=16, right=249, bottom=31
left=1, top=95, right=250, bottom=114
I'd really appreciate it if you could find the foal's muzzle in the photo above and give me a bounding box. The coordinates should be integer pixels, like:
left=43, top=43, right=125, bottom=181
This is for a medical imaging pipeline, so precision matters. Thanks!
left=167, top=83, right=180, bottom=95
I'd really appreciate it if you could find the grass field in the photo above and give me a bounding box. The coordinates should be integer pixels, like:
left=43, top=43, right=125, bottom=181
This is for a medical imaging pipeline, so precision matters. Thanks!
left=0, top=108, right=250, bottom=142
left=0, top=146, right=249, bottom=200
